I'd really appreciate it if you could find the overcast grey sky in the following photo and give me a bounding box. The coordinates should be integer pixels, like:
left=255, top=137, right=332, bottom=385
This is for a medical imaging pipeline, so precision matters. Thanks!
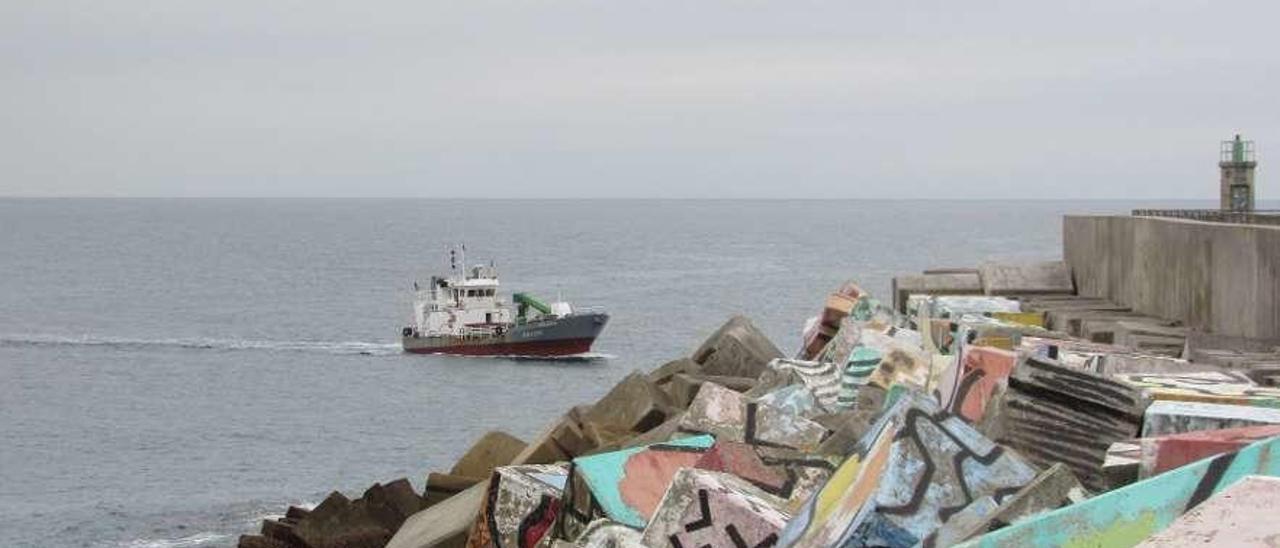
left=2, top=1, right=1276, bottom=198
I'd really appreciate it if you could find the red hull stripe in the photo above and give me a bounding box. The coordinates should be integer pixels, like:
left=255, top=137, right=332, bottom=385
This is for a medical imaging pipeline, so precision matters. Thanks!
left=404, top=337, right=595, bottom=357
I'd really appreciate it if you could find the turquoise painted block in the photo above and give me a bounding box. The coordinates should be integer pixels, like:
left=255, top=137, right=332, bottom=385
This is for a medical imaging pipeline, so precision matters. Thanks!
left=570, top=434, right=715, bottom=528
left=958, top=434, right=1280, bottom=548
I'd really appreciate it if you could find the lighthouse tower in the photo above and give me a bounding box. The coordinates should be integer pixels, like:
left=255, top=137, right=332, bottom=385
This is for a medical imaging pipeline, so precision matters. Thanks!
left=1220, top=135, right=1257, bottom=212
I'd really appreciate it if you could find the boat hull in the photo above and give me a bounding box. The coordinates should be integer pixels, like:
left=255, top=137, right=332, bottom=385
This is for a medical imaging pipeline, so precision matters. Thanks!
left=402, top=312, right=608, bottom=357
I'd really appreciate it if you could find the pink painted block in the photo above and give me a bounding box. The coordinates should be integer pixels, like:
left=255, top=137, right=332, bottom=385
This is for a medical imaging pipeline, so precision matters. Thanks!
left=1141, top=424, right=1280, bottom=478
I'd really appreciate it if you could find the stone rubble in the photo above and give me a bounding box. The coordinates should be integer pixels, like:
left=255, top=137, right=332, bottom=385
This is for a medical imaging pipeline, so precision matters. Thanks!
left=241, top=261, right=1280, bottom=548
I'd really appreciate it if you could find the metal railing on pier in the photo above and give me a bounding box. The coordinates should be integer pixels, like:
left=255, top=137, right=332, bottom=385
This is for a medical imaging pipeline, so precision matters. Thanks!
left=1131, top=209, right=1280, bottom=226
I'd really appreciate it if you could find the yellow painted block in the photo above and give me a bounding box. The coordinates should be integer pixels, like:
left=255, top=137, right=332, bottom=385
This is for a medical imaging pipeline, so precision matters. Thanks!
left=991, top=311, right=1045, bottom=328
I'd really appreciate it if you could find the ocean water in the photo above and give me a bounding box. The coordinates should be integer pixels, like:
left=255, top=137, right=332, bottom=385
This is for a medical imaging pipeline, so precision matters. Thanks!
left=0, top=199, right=1187, bottom=547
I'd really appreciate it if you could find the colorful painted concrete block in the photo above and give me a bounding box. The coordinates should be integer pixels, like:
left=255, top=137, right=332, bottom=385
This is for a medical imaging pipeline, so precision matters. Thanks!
left=939, top=345, right=1017, bottom=423
left=557, top=435, right=714, bottom=539
left=642, top=468, right=790, bottom=548
left=1142, top=400, right=1280, bottom=437
left=1138, top=424, right=1280, bottom=478
left=757, top=358, right=842, bottom=412
left=1115, top=370, right=1280, bottom=408
left=958, top=434, right=1280, bottom=548
left=1136, top=475, right=1280, bottom=546
left=679, top=382, right=826, bottom=452
left=869, top=391, right=1039, bottom=546
left=777, top=410, right=898, bottom=548
left=466, top=464, right=567, bottom=548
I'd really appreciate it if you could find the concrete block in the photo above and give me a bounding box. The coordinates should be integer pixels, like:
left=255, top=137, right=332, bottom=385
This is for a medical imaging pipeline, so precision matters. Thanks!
left=747, top=445, right=838, bottom=513
left=1102, top=441, right=1141, bottom=490
left=959, top=434, right=1280, bottom=548
left=777, top=409, right=899, bottom=548
left=750, top=383, right=821, bottom=419
left=892, top=272, right=983, bottom=313
left=940, top=345, right=1017, bottom=423
left=664, top=373, right=755, bottom=410
left=821, top=292, right=857, bottom=331
left=679, top=382, right=827, bottom=452
left=582, top=372, right=675, bottom=436
left=837, top=347, right=880, bottom=410
left=869, top=391, right=1039, bottom=545
left=451, top=431, right=527, bottom=479
left=619, top=413, right=687, bottom=449
left=1142, top=400, right=1280, bottom=437
left=692, top=440, right=787, bottom=494
left=1136, top=476, right=1280, bottom=546
left=424, top=473, right=484, bottom=508
left=575, top=519, right=644, bottom=548
left=387, top=480, right=489, bottom=548
left=646, top=357, right=700, bottom=386
left=557, top=435, right=714, bottom=538
left=1114, top=370, right=1280, bottom=408
left=641, top=468, right=790, bottom=548
left=512, top=413, right=593, bottom=466
left=755, top=358, right=842, bottom=411
left=691, top=316, right=784, bottom=378
left=1138, top=424, right=1280, bottom=478
left=978, top=260, right=1074, bottom=295
left=990, top=311, right=1046, bottom=328
left=928, top=296, right=1021, bottom=318
left=465, top=464, right=567, bottom=548
left=291, top=491, right=393, bottom=548
left=992, top=355, right=1149, bottom=491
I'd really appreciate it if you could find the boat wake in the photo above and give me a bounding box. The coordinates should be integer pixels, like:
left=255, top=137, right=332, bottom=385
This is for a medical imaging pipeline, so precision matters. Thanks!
left=121, top=532, right=231, bottom=548
left=0, top=333, right=402, bottom=357
left=433, top=351, right=616, bottom=362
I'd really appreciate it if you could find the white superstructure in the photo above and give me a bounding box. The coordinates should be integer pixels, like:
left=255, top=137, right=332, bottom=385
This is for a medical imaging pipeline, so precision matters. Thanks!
left=412, top=264, right=512, bottom=337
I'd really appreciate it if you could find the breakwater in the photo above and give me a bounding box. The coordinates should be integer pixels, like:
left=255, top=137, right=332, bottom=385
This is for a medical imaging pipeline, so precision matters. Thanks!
left=238, top=213, right=1280, bottom=548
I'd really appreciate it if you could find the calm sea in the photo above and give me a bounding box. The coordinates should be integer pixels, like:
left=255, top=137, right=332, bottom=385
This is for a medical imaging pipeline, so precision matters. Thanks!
left=0, top=199, right=1196, bottom=547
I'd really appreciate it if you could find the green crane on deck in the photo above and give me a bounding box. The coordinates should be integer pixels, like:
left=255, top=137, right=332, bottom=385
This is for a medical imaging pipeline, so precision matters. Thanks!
left=512, top=292, right=552, bottom=321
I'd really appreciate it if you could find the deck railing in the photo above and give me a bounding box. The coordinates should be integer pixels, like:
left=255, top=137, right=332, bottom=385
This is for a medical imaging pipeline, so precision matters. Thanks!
left=1131, top=209, right=1280, bottom=226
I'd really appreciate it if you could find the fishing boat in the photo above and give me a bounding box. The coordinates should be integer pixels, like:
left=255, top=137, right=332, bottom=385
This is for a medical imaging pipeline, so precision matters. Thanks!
left=400, top=249, right=608, bottom=357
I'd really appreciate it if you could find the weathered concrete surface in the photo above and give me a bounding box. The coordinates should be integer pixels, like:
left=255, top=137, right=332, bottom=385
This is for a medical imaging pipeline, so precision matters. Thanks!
left=1142, top=400, right=1280, bottom=437
left=664, top=373, right=755, bottom=409
left=511, top=411, right=593, bottom=467
left=451, top=431, right=527, bottom=480
left=558, top=435, right=714, bottom=537
left=1139, top=424, right=1280, bottom=478
left=465, top=464, right=567, bottom=548
left=679, top=382, right=827, bottom=451
left=581, top=371, right=676, bottom=435
left=943, top=463, right=1087, bottom=544
left=690, top=316, right=784, bottom=378
left=387, top=480, right=489, bottom=548
left=1136, top=475, right=1280, bottom=546
left=641, top=468, right=790, bottom=547
left=1064, top=215, right=1280, bottom=340
left=993, top=355, right=1149, bottom=491
left=978, top=260, right=1074, bottom=296
left=959, top=434, right=1280, bottom=548
left=424, top=473, right=484, bottom=508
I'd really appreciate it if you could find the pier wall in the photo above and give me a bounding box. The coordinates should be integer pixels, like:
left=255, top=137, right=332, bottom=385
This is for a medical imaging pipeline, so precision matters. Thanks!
left=1063, top=215, right=1280, bottom=340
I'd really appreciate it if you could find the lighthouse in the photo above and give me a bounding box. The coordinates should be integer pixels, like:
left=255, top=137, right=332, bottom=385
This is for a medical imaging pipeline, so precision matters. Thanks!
left=1220, top=134, right=1257, bottom=212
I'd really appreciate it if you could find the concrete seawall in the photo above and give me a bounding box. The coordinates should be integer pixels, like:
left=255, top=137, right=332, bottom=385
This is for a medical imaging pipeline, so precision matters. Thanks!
left=1064, top=215, right=1280, bottom=341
